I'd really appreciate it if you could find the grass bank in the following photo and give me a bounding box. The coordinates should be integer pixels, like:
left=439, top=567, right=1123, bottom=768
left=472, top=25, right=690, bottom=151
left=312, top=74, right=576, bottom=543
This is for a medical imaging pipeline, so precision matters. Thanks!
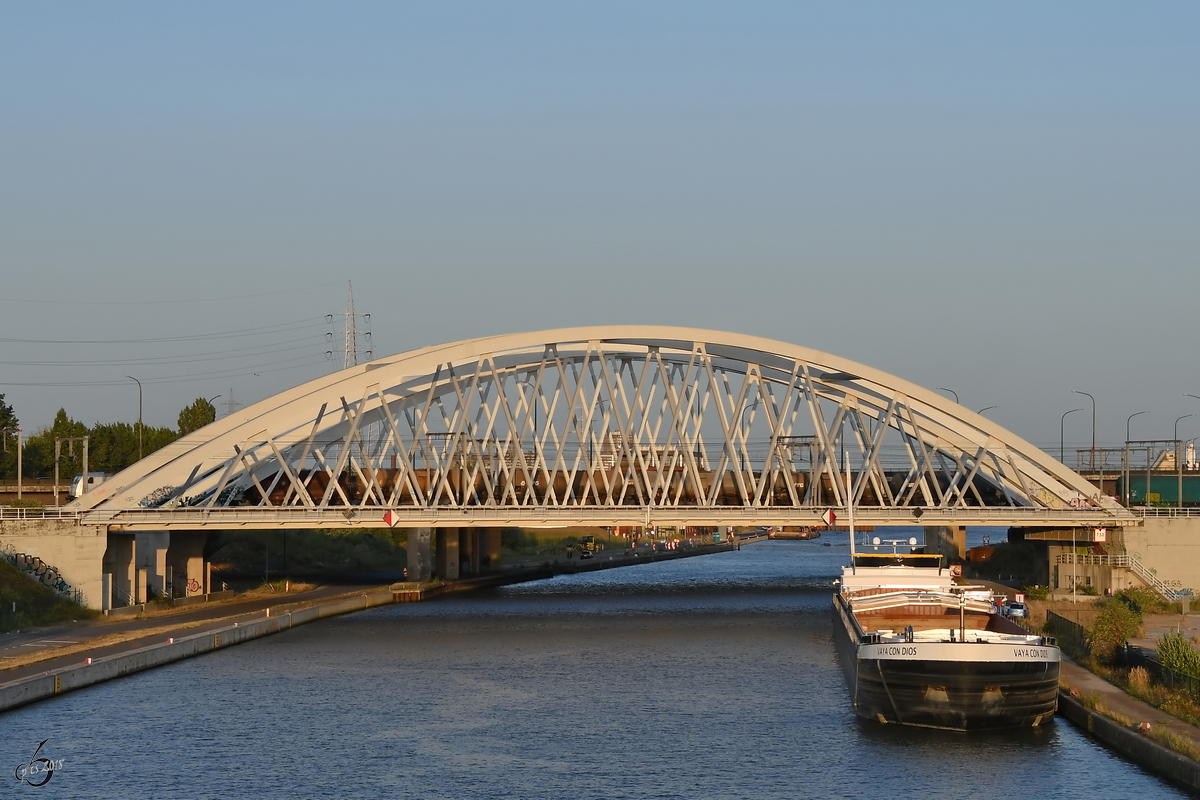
left=0, top=560, right=97, bottom=633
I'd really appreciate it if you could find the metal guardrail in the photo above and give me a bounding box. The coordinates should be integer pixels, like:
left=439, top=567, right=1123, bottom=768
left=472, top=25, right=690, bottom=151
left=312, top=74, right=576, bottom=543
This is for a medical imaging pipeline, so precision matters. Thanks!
left=0, top=507, right=83, bottom=521
left=1046, top=610, right=1089, bottom=655
left=1136, top=508, right=1200, bottom=518
left=1124, top=646, right=1200, bottom=698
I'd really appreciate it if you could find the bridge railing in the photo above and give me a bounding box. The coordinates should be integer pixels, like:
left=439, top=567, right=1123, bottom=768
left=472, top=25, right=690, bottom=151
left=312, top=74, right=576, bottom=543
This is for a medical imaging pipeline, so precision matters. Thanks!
left=1136, top=508, right=1200, bottom=518
left=0, top=507, right=84, bottom=521
left=2, top=502, right=1135, bottom=528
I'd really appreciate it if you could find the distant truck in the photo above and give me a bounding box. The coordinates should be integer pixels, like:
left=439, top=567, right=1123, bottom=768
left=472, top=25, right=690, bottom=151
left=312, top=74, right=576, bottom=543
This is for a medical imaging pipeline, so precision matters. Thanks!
left=579, top=535, right=597, bottom=552
left=69, top=472, right=109, bottom=498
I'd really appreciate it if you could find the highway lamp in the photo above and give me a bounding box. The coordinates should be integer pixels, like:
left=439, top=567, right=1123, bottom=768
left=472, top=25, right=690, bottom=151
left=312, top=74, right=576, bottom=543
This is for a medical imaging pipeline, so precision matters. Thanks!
left=1073, top=391, right=1096, bottom=471
left=1177, top=415, right=1196, bottom=443
left=1125, top=411, right=1148, bottom=506
left=977, top=406, right=997, bottom=416
left=1060, top=408, right=1082, bottom=465
left=127, top=375, right=143, bottom=461
left=936, top=387, right=959, bottom=404
left=208, top=394, right=222, bottom=419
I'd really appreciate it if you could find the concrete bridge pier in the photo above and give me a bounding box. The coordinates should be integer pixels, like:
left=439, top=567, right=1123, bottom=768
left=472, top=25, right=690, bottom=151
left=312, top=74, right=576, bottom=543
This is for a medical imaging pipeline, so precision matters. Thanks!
left=435, top=528, right=461, bottom=580
left=481, top=528, right=502, bottom=574
left=461, top=528, right=480, bottom=576
left=166, top=532, right=208, bottom=597
left=407, top=527, right=432, bottom=581
left=135, top=531, right=170, bottom=600
left=924, top=525, right=967, bottom=561
left=103, top=533, right=136, bottom=608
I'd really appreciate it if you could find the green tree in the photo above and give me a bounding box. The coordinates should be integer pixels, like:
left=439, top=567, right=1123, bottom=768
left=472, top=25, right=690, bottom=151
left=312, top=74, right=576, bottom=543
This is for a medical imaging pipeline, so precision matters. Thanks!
left=23, top=409, right=89, bottom=479
left=0, top=394, right=18, bottom=479
left=178, top=397, right=217, bottom=436
left=88, top=422, right=140, bottom=472
left=1088, top=597, right=1143, bottom=662
left=90, top=421, right=177, bottom=472
left=20, top=409, right=179, bottom=478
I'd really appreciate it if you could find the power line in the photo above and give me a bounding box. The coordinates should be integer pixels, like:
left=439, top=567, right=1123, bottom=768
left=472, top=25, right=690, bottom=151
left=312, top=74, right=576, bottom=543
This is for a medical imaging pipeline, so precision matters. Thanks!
left=0, top=281, right=342, bottom=306
left=0, top=354, right=329, bottom=387
left=0, top=318, right=327, bottom=346
left=0, top=340, right=323, bottom=368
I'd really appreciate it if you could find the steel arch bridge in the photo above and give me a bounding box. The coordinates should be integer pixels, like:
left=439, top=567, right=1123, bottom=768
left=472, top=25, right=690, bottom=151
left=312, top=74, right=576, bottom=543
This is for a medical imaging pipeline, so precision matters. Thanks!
left=73, top=326, right=1133, bottom=530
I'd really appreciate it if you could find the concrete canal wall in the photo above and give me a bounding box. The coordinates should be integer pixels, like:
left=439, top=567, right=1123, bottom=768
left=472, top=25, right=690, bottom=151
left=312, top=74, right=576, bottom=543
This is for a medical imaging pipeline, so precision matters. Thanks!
left=1058, top=690, right=1200, bottom=793
left=0, top=588, right=404, bottom=713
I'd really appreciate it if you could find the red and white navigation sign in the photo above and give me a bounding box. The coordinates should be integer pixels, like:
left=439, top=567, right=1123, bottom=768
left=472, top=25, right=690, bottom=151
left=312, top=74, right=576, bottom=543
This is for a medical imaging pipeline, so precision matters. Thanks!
left=821, top=509, right=837, bottom=527
left=383, top=510, right=401, bottom=528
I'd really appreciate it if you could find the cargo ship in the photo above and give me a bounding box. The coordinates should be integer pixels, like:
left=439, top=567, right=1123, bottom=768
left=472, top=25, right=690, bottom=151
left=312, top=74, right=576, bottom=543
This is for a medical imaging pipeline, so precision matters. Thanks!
left=832, top=543, right=1060, bottom=731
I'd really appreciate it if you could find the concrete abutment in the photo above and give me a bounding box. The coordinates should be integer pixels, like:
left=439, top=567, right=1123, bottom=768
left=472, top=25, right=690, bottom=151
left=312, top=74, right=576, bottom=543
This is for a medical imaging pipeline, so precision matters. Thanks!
left=0, top=518, right=108, bottom=610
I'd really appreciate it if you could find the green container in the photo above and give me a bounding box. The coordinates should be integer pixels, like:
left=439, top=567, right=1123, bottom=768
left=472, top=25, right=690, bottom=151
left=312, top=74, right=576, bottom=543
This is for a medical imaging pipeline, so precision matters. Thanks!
left=1116, top=474, right=1200, bottom=505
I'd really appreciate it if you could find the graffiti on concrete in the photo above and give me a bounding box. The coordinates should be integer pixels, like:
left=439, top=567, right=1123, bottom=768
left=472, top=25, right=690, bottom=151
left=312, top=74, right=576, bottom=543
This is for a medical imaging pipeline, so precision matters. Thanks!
left=1, top=544, right=79, bottom=600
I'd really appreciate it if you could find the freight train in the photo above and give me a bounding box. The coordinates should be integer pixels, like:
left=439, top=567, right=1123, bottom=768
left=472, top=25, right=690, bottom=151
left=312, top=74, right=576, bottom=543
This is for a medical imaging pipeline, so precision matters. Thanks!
left=234, top=465, right=1011, bottom=508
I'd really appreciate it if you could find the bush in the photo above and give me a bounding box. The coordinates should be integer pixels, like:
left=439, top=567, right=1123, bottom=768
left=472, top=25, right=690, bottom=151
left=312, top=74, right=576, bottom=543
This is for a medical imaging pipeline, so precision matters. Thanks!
left=1129, top=666, right=1152, bottom=692
left=1088, top=598, right=1142, bottom=662
left=1158, top=631, right=1200, bottom=678
left=1022, top=585, right=1050, bottom=601
left=4, top=498, right=45, bottom=510
left=1114, top=586, right=1169, bottom=615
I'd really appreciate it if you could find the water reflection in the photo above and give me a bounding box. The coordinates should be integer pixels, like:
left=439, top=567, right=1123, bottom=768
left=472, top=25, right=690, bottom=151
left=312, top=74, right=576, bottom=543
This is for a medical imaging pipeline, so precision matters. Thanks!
left=1, top=541, right=1186, bottom=799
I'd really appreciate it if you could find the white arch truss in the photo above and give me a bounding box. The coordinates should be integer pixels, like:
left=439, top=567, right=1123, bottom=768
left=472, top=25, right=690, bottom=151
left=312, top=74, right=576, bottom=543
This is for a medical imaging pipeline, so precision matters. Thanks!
left=75, top=326, right=1133, bottom=529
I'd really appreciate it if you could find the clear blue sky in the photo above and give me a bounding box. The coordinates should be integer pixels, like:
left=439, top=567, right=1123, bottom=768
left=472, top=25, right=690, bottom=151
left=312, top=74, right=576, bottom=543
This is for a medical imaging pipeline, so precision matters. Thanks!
left=2, top=2, right=1197, bottom=451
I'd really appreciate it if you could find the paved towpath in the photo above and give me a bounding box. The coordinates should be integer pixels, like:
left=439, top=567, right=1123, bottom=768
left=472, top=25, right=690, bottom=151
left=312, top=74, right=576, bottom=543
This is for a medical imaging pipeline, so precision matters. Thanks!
left=1061, top=658, right=1200, bottom=751
left=0, top=583, right=367, bottom=680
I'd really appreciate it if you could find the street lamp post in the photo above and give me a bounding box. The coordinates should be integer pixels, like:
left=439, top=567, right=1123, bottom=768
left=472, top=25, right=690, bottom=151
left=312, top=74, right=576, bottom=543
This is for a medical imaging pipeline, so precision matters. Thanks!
left=0, top=427, right=20, bottom=500
left=127, top=375, right=143, bottom=461
left=937, top=387, right=959, bottom=404
left=977, top=406, right=997, bottom=416
left=208, top=394, right=221, bottom=417
left=1061, top=408, right=1082, bottom=465
left=1125, top=411, right=1148, bottom=506
left=1176, top=415, right=1195, bottom=509
left=1073, top=391, right=1096, bottom=471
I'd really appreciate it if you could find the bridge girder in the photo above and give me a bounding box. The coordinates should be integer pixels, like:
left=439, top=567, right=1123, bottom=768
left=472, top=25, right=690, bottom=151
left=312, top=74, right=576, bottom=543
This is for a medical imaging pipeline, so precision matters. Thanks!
left=72, top=326, right=1133, bottom=529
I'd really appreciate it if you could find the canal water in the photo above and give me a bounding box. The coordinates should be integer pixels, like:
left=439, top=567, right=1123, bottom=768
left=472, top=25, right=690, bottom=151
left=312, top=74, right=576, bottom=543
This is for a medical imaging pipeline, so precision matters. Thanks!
left=4, top=538, right=1188, bottom=798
